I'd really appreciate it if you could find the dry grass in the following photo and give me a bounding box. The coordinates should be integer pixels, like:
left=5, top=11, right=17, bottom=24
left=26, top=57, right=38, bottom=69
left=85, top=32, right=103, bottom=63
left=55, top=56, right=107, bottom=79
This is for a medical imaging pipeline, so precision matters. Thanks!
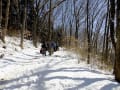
left=63, top=36, right=113, bottom=72
left=7, top=29, right=20, bottom=37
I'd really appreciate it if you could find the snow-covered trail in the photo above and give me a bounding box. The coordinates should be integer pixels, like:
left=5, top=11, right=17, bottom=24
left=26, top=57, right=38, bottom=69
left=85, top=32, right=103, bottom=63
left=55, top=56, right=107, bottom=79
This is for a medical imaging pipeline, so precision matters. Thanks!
left=0, top=47, right=120, bottom=90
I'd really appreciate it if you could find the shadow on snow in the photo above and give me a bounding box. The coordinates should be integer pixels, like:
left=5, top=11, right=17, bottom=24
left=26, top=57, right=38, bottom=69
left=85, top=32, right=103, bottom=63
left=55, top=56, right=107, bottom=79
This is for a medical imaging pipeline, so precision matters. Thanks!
left=0, top=51, right=120, bottom=90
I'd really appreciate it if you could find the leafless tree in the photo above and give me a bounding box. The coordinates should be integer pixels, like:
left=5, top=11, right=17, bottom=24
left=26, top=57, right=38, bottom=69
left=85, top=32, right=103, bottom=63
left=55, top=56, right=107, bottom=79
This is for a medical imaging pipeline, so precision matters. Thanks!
left=114, top=0, right=120, bottom=83
left=3, top=0, right=10, bottom=43
left=20, top=0, right=27, bottom=49
left=0, top=0, right=1, bottom=27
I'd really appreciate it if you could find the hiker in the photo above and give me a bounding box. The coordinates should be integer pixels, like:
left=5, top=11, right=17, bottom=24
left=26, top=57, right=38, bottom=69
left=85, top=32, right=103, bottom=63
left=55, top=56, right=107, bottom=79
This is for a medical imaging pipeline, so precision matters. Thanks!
left=51, top=41, right=57, bottom=52
left=55, top=42, right=59, bottom=51
left=40, top=41, right=47, bottom=56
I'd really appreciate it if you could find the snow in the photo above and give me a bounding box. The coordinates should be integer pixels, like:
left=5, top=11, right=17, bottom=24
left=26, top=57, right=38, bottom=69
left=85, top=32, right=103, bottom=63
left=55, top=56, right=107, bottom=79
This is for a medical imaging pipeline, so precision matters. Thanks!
left=0, top=37, right=120, bottom=90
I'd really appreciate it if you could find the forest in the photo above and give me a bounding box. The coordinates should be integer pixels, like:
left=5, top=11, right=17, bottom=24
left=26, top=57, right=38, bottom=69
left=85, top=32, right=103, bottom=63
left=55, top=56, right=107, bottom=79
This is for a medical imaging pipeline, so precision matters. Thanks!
left=0, top=0, right=120, bottom=84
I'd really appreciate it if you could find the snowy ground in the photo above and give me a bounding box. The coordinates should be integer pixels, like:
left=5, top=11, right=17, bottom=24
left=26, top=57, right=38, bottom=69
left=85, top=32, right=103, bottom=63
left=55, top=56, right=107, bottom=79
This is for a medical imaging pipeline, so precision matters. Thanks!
left=0, top=37, right=120, bottom=90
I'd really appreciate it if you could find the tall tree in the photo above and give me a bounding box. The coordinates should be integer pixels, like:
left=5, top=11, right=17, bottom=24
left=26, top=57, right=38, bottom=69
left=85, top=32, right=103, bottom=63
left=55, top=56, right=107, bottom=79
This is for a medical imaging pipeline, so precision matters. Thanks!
left=114, top=0, right=120, bottom=82
left=20, top=0, right=27, bottom=49
left=73, top=0, right=78, bottom=42
left=48, top=0, right=52, bottom=55
left=32, top=8, right=37, bottom=48
left=32, top=0, right=45, bottom=48
left=109, top=0, right=116, bottom=52
left=0, top=0, right=2, bottom=38
left=69, top=19, right=72, bottom=47
left=49, top=0, right=52, bottom=41
left=86, top=0, right=90, bottom=64
left=3, top=0, right=10, bottom=43
left=102, top=0, right=109, bottom=61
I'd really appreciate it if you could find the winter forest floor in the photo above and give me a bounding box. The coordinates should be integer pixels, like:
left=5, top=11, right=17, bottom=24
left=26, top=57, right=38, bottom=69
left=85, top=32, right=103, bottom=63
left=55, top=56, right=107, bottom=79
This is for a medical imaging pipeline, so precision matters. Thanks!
left=0, top=37, right=120, bottom=90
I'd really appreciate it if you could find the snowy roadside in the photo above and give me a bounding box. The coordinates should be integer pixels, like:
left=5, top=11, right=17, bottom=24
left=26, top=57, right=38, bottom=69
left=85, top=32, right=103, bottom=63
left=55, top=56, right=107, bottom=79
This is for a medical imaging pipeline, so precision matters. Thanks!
left=0, top=37, right=120, bottom=90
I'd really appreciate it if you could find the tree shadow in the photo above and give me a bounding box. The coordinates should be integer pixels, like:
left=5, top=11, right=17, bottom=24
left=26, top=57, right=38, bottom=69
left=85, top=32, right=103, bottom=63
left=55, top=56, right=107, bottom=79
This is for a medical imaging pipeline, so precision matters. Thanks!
left=0, top=51, right=119, bottom=90
left=0, top=53, right=72, bottom=89
left=0, top=58, right=16, bottom=68
left=100, top=82, right=120, bottom=90
left=1, top=65, right=119, bottom=90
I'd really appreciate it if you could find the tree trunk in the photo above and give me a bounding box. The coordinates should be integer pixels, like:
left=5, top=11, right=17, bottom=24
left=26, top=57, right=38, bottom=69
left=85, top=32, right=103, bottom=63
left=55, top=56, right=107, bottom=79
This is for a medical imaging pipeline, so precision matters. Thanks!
left=110, top=0, right=116, bottom=51
left=73, top=0, right=79, bottom=46
left=20, top=0, right=27, bottom=49
left=102, top=7, right=109, bottom=60
left=33, top=11, right=37, bottom=48
left=114, top=0, right=120, bottom=82
left=105, top=24, right=109, bottom=60
left=0, top=0, right=2, bottom=38
left=3, top=0, right=10, bottom=43
left=48, top=0, right=52, bottom=41
left=69, top=20, right=72, bottom=47
left=48, top=0, right=52, bottom=55
left=86, top=0, right=90, bottom=64
left=0, top=0, right=2, bottom=28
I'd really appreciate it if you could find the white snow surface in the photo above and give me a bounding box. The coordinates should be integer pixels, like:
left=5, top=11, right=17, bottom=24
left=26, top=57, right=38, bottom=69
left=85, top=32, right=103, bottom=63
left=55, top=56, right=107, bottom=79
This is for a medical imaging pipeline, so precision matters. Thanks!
left=0, top=37, right=120, bottom=90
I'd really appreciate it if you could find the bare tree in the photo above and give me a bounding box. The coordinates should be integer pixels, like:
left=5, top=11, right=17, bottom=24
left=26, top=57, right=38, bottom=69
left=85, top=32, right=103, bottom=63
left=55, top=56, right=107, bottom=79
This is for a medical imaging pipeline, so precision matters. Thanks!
left=109, top=0, right=116, bottom=51
left=20, top=0, right=27, bottom=49
left=0, top=0, right=2, bottom=40
left=69, top=19, right=73, bottom=47
left=48, top=0, right=52, bottom=41
left=114, top=0, right=120, bottom=82
left=86, top=0, right=90, bottom=64
left=32, top=0, right=48, bottom=47
left=32, top=8, right=37, bottom=48
left=73, top=0, right=79, bottom=43
left=2, top=0, right=10, bottom=43
left=102, top=0, right=109, bottom=60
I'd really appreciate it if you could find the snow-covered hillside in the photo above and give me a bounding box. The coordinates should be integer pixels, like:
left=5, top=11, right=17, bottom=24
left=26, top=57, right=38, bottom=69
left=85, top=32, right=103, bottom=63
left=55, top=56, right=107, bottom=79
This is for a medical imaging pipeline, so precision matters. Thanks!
left=0, top=37, right=120, bottom=90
